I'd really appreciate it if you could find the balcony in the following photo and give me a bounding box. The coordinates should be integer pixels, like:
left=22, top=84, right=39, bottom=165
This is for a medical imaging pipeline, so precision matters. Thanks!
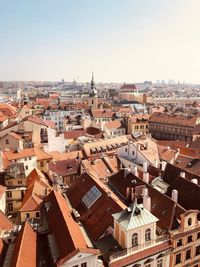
left=109, top=235, right=169, bottom=262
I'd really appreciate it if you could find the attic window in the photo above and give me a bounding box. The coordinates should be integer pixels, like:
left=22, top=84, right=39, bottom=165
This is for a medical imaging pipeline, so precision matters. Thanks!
left=188, top=218, right=192, bottom=226
left=82, top=186, right=102, bottom=208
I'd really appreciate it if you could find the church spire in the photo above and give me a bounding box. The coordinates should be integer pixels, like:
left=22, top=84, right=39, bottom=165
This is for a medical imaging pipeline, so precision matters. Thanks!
left=90, top=72, right=97, bottom=97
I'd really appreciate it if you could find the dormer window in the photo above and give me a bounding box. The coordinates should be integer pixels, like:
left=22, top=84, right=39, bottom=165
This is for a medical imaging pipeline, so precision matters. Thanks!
left=188, top=217, right=192, bottom=226
left=145, top=228, right=151, bottom=241
left=132, top=233, right=138, bottom=247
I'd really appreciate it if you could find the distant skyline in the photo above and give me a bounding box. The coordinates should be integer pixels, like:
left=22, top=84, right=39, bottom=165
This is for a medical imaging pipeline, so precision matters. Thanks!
left=1, top=0, right=200, bottom=83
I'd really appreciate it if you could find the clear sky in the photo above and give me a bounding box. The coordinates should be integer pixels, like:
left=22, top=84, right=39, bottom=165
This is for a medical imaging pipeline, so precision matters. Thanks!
left=1, top=0, right=200, bottom=83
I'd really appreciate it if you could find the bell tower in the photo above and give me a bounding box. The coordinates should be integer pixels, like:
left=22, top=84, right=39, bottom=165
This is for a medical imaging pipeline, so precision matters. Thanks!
left=88, top=73, right=98, bottom=109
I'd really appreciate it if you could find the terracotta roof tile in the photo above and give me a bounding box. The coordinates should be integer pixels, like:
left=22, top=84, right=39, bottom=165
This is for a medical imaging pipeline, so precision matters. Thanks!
left=91, top=109, right=115, bottom=118
left=150, top=113, right=198, bottom=127
left=50, top=150, right=83, bottom=161
left=10, top=221, right=37, bottom=267
left=105, top=120, right=124, bottom=130
left=109, top=170, right=185, bottom=231
left=48, top=159, right=79, bottom=177
left=64, top=129, right=86, bottom=139
left=0, top=210, right=15, bottom=232
left=67, top=172, right=126, bottom=241
left=45, top=190, right=99, bottom=265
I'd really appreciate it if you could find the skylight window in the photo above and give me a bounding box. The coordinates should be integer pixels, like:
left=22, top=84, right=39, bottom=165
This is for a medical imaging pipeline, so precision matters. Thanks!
left=82, top=186, right=102, bottom=208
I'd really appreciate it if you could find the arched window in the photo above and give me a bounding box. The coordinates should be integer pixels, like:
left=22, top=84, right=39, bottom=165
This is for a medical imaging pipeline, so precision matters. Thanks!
left=132, top=233, right=138, bottom=246
left=145, top=228, right=151, bottom=241
left=188, top=217, right=192, bottom=226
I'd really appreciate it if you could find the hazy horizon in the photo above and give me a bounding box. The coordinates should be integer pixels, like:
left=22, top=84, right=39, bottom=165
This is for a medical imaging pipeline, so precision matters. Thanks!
left=1, top=0, right=200, bottom=83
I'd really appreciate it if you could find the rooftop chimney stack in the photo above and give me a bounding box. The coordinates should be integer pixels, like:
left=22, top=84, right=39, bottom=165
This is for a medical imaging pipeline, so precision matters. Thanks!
left=161, top=161, right=167, bottom=171
left=143, top=172, right=149, bottom=183
left=143, top=161, right=148, bottom=173
left=133, top=166, right=138, bottom=177
left=172, top=189, right=178, bottom=203
left=143, top=187, right=151, bottom=212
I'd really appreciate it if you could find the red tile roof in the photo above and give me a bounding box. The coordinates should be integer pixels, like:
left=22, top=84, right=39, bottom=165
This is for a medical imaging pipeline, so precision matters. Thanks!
left=109, top=170, right=185, bottom=231
left=0, top=103, right=17, bottom=118
left=150, top=113, right=198, bottom=127
left=0, top=111, right=8, bottom=123
left=120, top=84, right=137, bottom=91
left=10, top=221, right=37, bottom=267
left=48, top=159, right=79, bottom=177
left=45, top=190, right=99, bottom=265
left=105, top=120, right=123, bottom=130
left=91, top=109, right=115, bottom=118
left=129, top=114, right=150, bottom=123
left=20, top=180, right=50, bottom=212
left=0, top=210, right=15, bottom=232
left=64, top=129, right=86, bottom=139
left=67, top=172, right=126, bottom=241
left=24, top=115, right=55, bottom=128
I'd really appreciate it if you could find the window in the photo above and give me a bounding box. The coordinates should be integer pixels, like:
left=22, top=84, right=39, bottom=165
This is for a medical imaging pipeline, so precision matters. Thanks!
left=81, top=263, right=87, bottom=267
left=175, top=253, right=181, bottom=264
left=40, top=161, right=44, bottom=168
left=185, top=249, right=191, bottom=260
left=36, top=212, right=40, bottom=218
left=125, top=148, right=128, bottom=152
left=132, top=233, right=138, bottom=246
left=5, top=139, right=9, bottom=145
left=145, top=228, right=151, bottom=241
left=18, top=180, right=22, bottom=185
left=132, top=151, right=135, bottom=156
left=25, top=165, right=28, bottom=170
left=188, top=217, right=192, bottom=226
left=82, top=186, right=102, bottom=208
left=25, top=213, right=30, bottom=218
left=187, top=235, right=193, bottom=243
left=196, top=245, right=200, bottom=256
left=177, top=239, right=182, bottom=247
left=8, top=202, right=13, bottom=212
left=157, top=259, right=163, bottom=267
left=7, top=191, right=12, bottom=198
left=29, top=157, right=32, bottom=160
left=25, top=157, right=27, bottom=161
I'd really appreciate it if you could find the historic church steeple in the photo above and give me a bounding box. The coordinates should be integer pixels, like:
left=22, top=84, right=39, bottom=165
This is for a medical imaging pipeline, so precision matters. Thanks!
left=90, top=72, right=97, bottom=97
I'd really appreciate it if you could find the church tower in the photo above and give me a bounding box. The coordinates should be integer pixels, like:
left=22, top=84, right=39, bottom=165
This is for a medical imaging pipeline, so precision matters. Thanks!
left=88, top=73, right=98, bottom=109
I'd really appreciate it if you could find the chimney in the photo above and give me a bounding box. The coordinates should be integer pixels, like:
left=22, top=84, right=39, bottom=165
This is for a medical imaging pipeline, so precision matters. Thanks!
left=124, top=168, right=130, bottom=178
left=161, top=161, right=167, bottom=171
left=154, top=160, right=159, bottom=168
left=143, top=161, right=148, bottom=173
left=133, top=166, right=138, bottom=177
left=191, top=178, right=198, bottom=185
left=126, top=187, right=130, bottom=199
left=143, top=172, right=149, bottom=183
left=131, top=187, right=134, bottom=201
left=143, top=188, right=151, bottom=212
left=137, top=143, right=140, bottom=151
left=172, top=189, right=178, bottom=203
left=180, top=172, right=185, bottom=178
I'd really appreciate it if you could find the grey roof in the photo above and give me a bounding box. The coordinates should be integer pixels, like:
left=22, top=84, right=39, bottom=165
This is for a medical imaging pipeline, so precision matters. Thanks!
left=112, top=202, right=158, bottom=231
